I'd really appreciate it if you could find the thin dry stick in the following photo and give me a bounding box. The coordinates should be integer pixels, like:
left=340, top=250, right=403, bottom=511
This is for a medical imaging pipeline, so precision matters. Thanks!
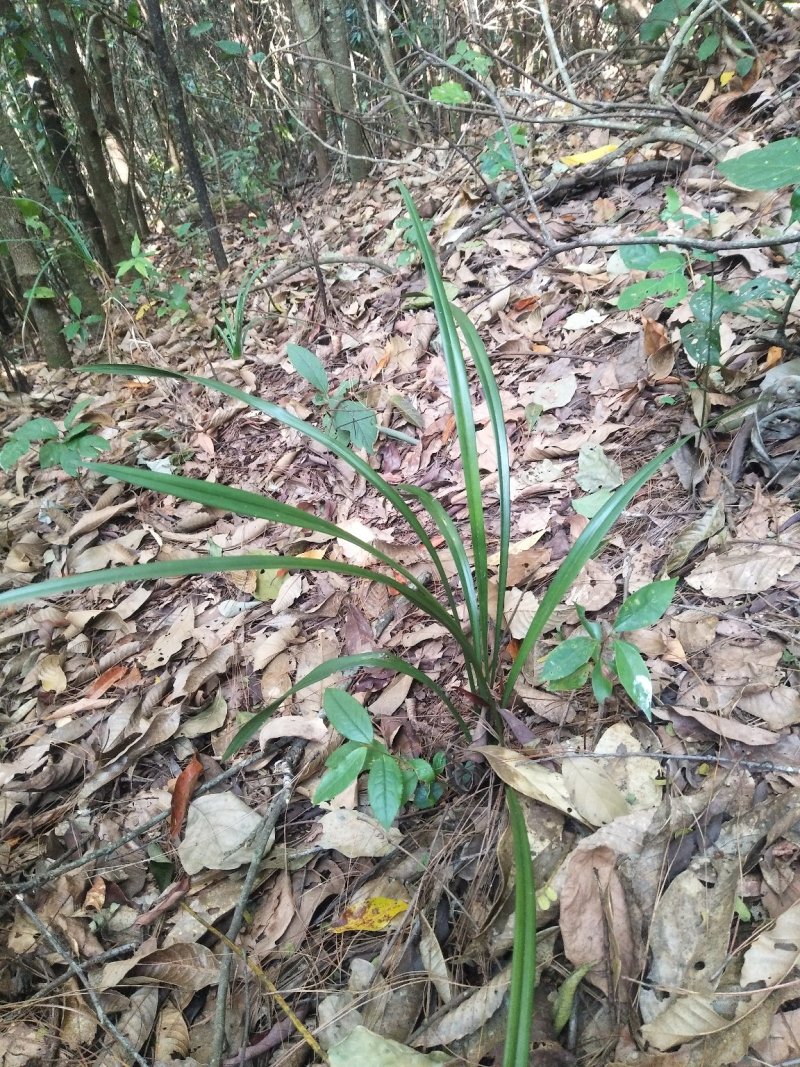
left=14, top=895, right=149, bottom=1067
left=208, top=743, right=304, bottom=1067
left=535, top=0, right=577, bottom=99
left=7, top=750, right=266, bottom=898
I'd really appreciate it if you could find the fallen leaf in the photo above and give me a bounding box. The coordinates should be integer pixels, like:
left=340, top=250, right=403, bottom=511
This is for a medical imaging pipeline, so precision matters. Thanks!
left=330, top=897, right=408, bottom=932
left=170, top=754, right=204, bottom=840
left=177, top=793, right=269, bottom=874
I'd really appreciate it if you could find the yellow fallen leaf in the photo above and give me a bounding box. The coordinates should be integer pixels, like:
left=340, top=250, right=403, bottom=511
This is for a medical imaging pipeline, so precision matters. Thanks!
left=720, top=70, right=735, bottom=87
left=560, top=143, right=619, bottom=167
left=330, top=897, right=408, bottom=933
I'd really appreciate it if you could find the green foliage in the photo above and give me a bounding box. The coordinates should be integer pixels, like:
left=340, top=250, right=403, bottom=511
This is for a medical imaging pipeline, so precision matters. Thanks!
left=116, top=235, right=156, bottom=281
left=539, top=580, right=677, bottom=719
left=64, top=293, right=103, bottom=347
left=394, top=212, right=434, bottom=266
left=287, top=343, right=378, bottom=453
left=429, top=81, right=471, bottom=106
left=0, top=190, right=685, bottom=1067
left=313, top=689, right=444, bottom=827
left=448, top=40, right=492, bottom=78
left=480, top=125, right=528, bottom=180
left=0, top=398, right=109, bottom=477
left=215, top=262, right=272, bottom=359
left=640, top=0, right=753, bottom=72
left=618, top=179, right=800, bottom=367
left=717, top=138, right=800, bottom=191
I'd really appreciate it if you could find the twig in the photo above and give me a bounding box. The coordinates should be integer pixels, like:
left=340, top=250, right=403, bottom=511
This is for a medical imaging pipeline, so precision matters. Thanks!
left=18, top=940, right=139, bottom=1004
left=13, top=895, right=149, bottom=1067
left=208, top=741, right=305, bottom=1067
left=535, top=0, right=576, bottom=100
left=7, top=749, right=266, bottom=899
left=536, top=749, right=800, bottom=776
left=649, top=0, right=717, bottom=103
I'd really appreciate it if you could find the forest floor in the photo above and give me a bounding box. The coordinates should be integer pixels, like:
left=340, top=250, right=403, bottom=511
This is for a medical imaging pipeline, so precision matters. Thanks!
left=3, top=81, right=800, bottom=1067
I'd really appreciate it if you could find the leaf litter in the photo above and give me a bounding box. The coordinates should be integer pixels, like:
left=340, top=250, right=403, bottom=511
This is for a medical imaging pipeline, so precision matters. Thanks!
left=3, top=89, right=800, bottom=1067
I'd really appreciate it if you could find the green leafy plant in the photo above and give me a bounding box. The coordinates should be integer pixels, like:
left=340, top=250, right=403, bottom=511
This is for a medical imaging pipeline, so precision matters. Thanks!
left=640, top=0, right=754, bottom=75
left=480, top=124, right=528, bottom=180
left=116, top=234, right=157, bottom=281
left=429, top=81, right=471, bottom=106
left=539, top=579, right=677, bottom=718
left=0, top=397, right=109, bottom=477
left=448, top=40, right=492, bottom=78
left=287, top=342, right=379, bottom=453
left=0, top=186, right=684, bottom=1067
left=215, top=262, right=272, bottom=359
left=64, top=293, right=103, bottom=347
left=618, top=158, right=800, bottom=366
left=313, top=689, right=446, bottom=827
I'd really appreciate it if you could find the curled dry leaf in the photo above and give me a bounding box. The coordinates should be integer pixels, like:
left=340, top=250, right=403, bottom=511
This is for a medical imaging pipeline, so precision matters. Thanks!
left=685, top=543, right=800, bottom=598
left=317, top=809, right=402, bottom=858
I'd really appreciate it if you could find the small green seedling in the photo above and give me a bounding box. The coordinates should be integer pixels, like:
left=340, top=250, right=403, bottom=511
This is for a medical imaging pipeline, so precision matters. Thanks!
left=215, top=262, right=272, bottom=359
left=116, top=234, right=157, bottom=281
left=539, top=579, right=677, bottom=719
left=64, top=293, right=103, bottom=347
left=0, top=397, right=109, bottom=477
left=287, top=343, right=379, bottom=453
left=313, top=688, right=446, bottom=827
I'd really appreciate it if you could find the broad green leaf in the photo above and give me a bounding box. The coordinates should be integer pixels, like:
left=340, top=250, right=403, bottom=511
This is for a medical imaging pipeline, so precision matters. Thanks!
left=680, top=319, right=720, bottom=366
left=591, top=661, right=613, bottom=704
left=617, top=277, right=673, bottom=310
left=0, top=418, right=59, bottom=470
left=216, top=39, right=247, bottom=56
left=429, top=81, right=471, bottom=105
left=331, top=399, right=378, bottom=453
left=791, top=189, right=800, bottom=226
left=287, top=343, right=329, bottom=394
left=368, top=755, right=405, bottom=827
left=613, top=578, right=677, bottom=632
left=619, top=244, right=661, bottom=271
left=324, top=689, right=374, bottom=744
left=718, top=138, right=800, bottom=190
left=408, top=757, right=435, bottom=783
left=735, top=56, right=754, bottom=78
left=573, top=488, right=614, bottom=518
left=313, top=746, right=369, bottom=804
left=546, top=662, right=591, bottom=692
left=613, top=639, right=653, bottom=717
left=697, top=33, right=720, bottom=61
left=540, top=636, right=599, bottom=682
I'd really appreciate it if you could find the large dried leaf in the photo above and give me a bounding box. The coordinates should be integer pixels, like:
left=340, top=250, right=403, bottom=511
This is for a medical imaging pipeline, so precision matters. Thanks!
left=177, top=793, right=269, bottom=873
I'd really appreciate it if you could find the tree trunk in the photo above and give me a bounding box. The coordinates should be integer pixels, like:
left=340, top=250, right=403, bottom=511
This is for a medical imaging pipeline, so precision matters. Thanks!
left=89, top=15, right=149, bottom=236
left=0, top=196, right=71, bottom=368
left=142, top=0, right=228, bottom=270
left=0, top=106, right=102, bottom=320
left=322, top=0, right=371, bottom=181
left=38, top=0, right=131, bottom=266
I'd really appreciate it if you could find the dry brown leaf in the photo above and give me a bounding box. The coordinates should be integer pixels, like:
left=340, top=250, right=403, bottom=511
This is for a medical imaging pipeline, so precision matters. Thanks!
left=685, top=543, right=799, bottom=597
left=317, top=809, right=401, bottom=858
left=177, top=793, right=269, bottom=873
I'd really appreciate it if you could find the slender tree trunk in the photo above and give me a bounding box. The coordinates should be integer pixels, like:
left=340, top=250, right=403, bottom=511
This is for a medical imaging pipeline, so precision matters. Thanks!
left=142, top=0, right=228, bottom=270
left=23, top=57, right=112, bottom=271
left=0, top=107, right=102, bottom=320
left=0, top=195, right=71, bottom=368
left=38, top=0, right=131, bottom=266
left=360, top=0, right=418, bottom=145
left=322, top=0, right=371, bottom=181
left=89, top=15, right=149, bottom=235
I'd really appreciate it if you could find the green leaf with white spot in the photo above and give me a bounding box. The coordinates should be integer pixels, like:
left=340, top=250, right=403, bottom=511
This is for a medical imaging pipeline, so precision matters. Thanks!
left=613, top=639, right=653, bottom=717
left=613, top=579, right=677, bottom=632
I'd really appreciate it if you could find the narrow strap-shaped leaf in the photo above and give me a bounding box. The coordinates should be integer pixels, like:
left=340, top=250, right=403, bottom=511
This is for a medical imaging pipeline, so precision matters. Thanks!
left=400, top=483, right=485, bottom=699
left=452, top=305, right=511, bottom=688
left=503, top=788, right=537, bottom=1067
left=86, top=461, right=433, bottom=604
left=0, top=553, right=480, bottom=674
left=396, top=186, right=490, bottom=662
left=84, top=361, right=458, bottom=609
left=224, top=651, right=472, bottom=757
left=502, top=437, right=686, bottom=704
